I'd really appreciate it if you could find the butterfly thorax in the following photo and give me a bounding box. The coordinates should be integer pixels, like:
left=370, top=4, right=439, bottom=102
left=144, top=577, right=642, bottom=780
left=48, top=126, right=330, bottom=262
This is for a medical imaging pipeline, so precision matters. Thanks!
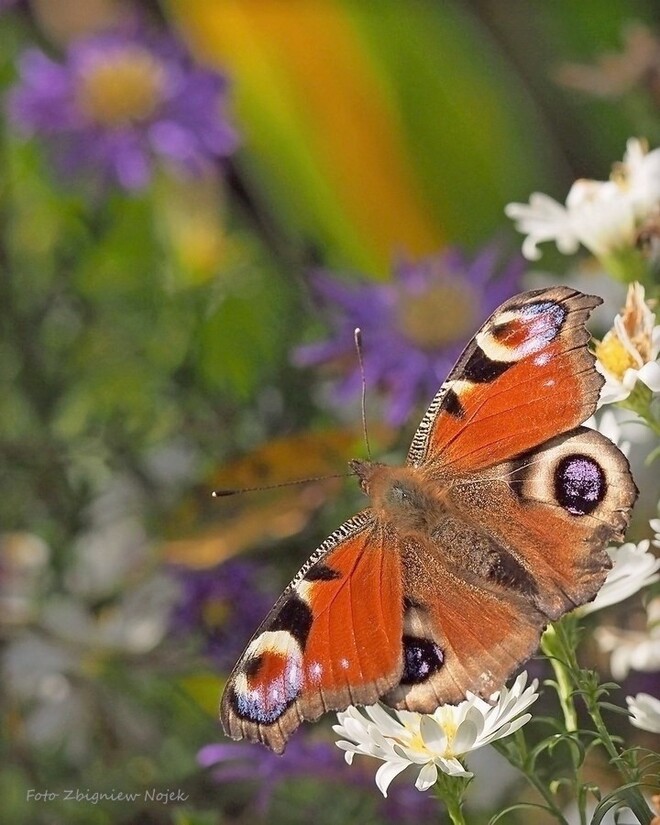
left=349, top=458, right=447, bottom=535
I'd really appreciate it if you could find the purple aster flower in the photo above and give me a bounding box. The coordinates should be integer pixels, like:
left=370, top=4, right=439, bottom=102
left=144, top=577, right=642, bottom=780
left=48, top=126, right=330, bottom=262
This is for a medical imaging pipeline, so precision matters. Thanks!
left=171, top=559, right=273, bottom=670
left=8, top=29, right=239, bottom=190
left=293, top=245, right=524, bottom=425
left=199, top=735, right=436, bottom=823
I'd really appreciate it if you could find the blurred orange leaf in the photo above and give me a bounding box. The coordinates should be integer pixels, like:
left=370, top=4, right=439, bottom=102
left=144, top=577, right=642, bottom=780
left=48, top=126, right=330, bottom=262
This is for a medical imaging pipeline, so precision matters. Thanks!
left=161, top=426, right=394, bottom=568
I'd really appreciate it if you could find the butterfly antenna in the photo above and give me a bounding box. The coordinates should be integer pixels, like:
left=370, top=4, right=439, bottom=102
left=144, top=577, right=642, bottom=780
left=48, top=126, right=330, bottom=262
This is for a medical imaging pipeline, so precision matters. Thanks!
left=354, top=327, right=372, bottom=461
left=212, top=473, right=352, bottom=498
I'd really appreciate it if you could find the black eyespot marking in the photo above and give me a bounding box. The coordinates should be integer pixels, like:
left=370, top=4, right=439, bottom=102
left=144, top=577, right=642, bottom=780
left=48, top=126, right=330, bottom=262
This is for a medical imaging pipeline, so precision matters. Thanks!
left=270, top=597, right=313, bottom=648
left=462, top=346, right=512, bottom=383
left=488, top=551, right=538, bottom=596
left=306, top=564, right=341, bottom=581
left=401, top=636, right=444, bottom=684
left=442, top=387, right=465, bottom=418
left=554, top=454, right=606, bottom=516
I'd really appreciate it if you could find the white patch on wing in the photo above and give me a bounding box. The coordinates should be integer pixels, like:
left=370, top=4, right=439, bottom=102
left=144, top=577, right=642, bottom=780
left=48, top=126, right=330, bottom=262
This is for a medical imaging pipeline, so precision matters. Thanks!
left=295, top=580, right=314, bottom=604
left=246, top=630, right=301, bottom=659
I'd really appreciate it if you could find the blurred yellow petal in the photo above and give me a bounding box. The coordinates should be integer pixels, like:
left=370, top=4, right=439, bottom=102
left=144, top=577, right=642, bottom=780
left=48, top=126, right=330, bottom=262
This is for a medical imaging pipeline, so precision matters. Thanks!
left=155, top=173, right=229, bottom=286
left=168, top=0, right=442, bottom=275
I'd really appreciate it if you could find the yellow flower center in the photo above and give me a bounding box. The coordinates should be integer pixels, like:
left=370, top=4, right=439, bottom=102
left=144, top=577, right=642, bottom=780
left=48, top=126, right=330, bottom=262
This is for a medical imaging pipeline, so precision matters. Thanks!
left=396, top=280, right=477, bottom=350
left=76, top=46, right=167, bottom=126
left=595, top=331, right=638, bottom=380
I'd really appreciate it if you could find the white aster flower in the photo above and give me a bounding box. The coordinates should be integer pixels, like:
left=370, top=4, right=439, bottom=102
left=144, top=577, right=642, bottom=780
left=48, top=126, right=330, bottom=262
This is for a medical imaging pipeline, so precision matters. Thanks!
left=505, top=138, right=660, bottom=260
left=651, top=517, right=660, bottom=548
left=333, top=671, right=538, bottom=797
left=626, top=692, right=660, bottom=734
left=594, top=282, right=660, bottom=406
left=595, top=597, right=660, bottom=680
left=581, top=529, right=660, bottom=616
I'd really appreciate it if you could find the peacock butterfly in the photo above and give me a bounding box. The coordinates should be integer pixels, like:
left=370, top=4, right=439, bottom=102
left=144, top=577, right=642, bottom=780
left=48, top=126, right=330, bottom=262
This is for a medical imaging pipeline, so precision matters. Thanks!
left=220, top=286, right=638, bottom=753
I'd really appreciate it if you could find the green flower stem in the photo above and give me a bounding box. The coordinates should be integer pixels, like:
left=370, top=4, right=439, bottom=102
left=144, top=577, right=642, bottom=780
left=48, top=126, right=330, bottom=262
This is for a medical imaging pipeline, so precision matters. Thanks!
left=433, top=772, right=471, bottom=825
left=618, top=384, right=660, bottom=439
left=601, top=249, right=653, bottom=288
left=493, top=730, right=570, bottom=823
left=544, top=617, right=653, bottom=824
left=580, top=692, right=653, bottom=825
left=541, top=621, right=579, bottom=733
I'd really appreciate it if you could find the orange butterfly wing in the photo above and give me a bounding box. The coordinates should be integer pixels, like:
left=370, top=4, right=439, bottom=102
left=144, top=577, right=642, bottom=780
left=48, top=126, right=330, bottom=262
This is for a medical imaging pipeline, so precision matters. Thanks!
left=382, top=532, right=545, bottom=711
left=407, top=287, right=603, bottom=473
left=220, top=512, right=403, bottom=753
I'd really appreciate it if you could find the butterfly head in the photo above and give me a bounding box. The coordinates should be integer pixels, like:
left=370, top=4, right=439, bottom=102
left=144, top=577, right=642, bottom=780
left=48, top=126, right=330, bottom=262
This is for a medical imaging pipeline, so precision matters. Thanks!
left=348, top=458, right=383, bottom=495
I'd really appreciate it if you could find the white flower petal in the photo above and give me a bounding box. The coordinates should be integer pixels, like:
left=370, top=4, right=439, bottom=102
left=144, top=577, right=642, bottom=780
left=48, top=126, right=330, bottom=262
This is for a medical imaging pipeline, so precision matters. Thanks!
left=365, top=703, right=406, bottom=737
left=507, top=140, right=660, bottom=260
left=375, top=759, right=409, bottom=797
left=334, top=672, right=537, bottom=794
left=636, top=359, right=660, bottom=392
left=418, top=715, right=448, bottom=753
left=452, top=718, right=479, bottom=753
left=505, top=193, right=579, bottom=260
left=627, top=693, right=660, bottom=734
left=415, top=761, right=438, bottom=791
left=581, top=537, right=660, bottom=615
left=596, top=597, right=660, bottom=679
left=438, top=757, right=473, bottom=777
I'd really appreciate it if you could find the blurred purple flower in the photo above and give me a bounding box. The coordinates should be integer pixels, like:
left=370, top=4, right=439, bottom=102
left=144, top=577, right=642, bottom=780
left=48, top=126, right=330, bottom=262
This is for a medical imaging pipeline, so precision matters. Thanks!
left=8, top=30, right=239, bottom=190
left=171, top=559, right=273, bottom=669
left=199, top=735, right=436, bottom=823
left=293, top=246, right=523, bottom=425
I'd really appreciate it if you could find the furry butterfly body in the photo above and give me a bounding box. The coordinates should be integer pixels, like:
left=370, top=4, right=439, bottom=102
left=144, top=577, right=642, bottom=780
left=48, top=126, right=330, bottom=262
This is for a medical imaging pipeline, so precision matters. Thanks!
left=221, top=287, right=637, bottom=753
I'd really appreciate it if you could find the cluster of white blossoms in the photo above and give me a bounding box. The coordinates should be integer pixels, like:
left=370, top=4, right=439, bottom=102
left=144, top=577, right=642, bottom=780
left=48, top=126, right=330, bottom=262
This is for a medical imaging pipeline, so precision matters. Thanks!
left=505, top=137, right=660, bottom=261
left=333, top=672, right=538, bottom=796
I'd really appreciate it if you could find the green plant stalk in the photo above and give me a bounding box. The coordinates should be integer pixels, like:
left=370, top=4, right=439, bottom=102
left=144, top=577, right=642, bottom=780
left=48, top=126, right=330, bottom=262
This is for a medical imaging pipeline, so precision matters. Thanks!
left=601, top=249, right=652, bottom=288
left=433, top=772, right=471, bottom=825
left=546, top=617, right=653, bottom=824
left=618, top=384, right=660, bottom=438
left=581, top=691, right=653, bottom=825
left=493, top=730, right=570, bottom=824
left=541, top=622, right=579, bottom=733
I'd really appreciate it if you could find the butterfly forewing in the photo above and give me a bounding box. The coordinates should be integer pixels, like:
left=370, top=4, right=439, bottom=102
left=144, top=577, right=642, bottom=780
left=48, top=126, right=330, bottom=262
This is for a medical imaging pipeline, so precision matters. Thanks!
left=407, top=287, right=604, bottom=474
left=220, top=511, right=404, bottom=753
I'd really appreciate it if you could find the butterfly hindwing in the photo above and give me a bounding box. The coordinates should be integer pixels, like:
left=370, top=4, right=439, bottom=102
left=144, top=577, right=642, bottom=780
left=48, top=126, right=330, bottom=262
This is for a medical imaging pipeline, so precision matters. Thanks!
left=382, top=534, right=546, bottom=712
left=408, top=287, right=604, bottom=474
left=444, top=426, right=637, bottom=620
left=220, top=511, right=404, bottom=753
